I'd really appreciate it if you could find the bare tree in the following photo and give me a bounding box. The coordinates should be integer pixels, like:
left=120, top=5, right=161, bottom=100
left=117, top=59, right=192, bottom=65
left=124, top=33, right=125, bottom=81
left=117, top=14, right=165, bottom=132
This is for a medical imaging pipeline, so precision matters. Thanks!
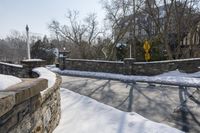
left=101, top=0, right=131, bottom=60
left=101, top=0, right=146, bottom=60
left=84, top=13, right=101, bottom=45
left=101, top=0, right=200, bottom=60
left=143, top=0, right=200, bottom=59
left=49, top=10, right=102, bottom=59
left=0, top=30, right=42, bottom=63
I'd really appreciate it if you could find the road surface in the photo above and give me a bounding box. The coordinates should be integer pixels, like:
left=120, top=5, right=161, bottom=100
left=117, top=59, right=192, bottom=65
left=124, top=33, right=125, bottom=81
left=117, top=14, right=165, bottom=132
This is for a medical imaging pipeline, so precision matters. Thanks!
left=61, top=75, right=200, bottom=133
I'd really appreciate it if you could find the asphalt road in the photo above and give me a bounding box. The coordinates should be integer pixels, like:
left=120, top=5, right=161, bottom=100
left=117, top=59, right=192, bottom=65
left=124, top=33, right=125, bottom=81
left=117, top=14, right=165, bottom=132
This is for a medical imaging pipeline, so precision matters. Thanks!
left=61, top=75, right=200, bottom=133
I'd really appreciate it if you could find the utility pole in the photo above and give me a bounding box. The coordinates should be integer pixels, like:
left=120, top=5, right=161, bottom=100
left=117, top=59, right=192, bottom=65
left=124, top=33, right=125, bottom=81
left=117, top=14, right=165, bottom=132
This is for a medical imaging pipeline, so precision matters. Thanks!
left=133, top=0, right=136, bottom=58
left=130, top=0, right=136, bottom=59
left=129, top=38, right=132, bottom=58
left=26, top=25, right=31, bottom=59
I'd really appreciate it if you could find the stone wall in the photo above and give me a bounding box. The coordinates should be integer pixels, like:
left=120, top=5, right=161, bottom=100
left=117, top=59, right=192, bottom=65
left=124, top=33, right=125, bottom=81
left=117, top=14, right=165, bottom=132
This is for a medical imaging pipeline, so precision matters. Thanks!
left=133, top=58, right=200, bottom=75
left=0, top=61, right=61, bottom=133
left=0, top=62, right=25, bottom=78
left=64, top=59, right=124, bottom=74
left=0, top=60, right=46, bottom=78
left=61, top=58, right=200, bottom=75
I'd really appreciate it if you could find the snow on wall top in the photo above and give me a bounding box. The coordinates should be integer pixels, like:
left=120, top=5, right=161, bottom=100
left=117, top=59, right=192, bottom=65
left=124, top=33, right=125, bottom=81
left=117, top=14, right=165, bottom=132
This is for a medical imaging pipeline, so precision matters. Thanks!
left=33, top=67, right=56, bottom=89
left=22, top=59, right=43, bottom=62
left=134, top=58, right=200, bottom=64
left=66, top=59, right=124, bottom=64
left=0, top=62, right=23, bottom=68
left=0, top=74, right=22, bottom=90
left=65, top=58, right=200, bottom=65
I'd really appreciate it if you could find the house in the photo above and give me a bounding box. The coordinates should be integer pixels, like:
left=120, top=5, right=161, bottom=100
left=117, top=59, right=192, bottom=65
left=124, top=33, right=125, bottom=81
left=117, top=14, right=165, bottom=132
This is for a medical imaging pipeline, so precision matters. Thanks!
left=113, top=0, right=166, bottom=43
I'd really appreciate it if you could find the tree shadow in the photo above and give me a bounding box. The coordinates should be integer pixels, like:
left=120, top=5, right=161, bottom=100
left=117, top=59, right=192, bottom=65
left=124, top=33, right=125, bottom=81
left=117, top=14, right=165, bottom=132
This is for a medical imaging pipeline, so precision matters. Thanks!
left=87, top=80, right=111, bottom=96
left=128, top=84, right=134, bottom=112
left=178, top=86, right=189, bottom=132
left=115, top=83, right=135, bottom=111
left=176, top=87, right=200, bottom=132
left=61, top=76, right=200, bottom=132
left=116, top=113, right=126, bottom=133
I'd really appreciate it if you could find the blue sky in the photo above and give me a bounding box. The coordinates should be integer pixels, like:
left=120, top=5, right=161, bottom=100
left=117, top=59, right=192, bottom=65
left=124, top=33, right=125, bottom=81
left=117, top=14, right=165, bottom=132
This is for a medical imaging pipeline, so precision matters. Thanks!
left=0, top=0, right=105, bottom=38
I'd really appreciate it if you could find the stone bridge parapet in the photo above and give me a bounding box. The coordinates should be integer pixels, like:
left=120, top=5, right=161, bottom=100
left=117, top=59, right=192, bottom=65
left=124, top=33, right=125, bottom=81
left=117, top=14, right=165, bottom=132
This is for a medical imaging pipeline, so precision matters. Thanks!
left=0, top=60, right=61, bottom=133
left=60, top=58, right=200, bottom=75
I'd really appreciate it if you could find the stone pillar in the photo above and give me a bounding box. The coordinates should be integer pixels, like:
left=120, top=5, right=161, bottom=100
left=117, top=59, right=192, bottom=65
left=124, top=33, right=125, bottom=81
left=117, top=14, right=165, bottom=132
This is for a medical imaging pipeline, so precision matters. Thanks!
left=21, top=59, right=46, bottom=78
left=124, top=58, right=136, bottom=75
left=58, top=51, right=70, bottom=70
left=58, top=57, right=66, bottom=70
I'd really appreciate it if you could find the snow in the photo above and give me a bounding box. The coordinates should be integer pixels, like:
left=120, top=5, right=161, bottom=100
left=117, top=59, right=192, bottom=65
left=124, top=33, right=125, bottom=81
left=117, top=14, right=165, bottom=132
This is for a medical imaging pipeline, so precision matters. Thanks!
left=0, top=74, right=22, bottom=90
left=116, top=43, right=127, bottom=48
left=134, top=58, right=200, bottom=64
left=33, top=67, right=56, bottom=88
left=49, top=67, right=200, bottom=87
left=65, top=59, right=123, bottom=64
left=54, top=88, right=183, bottom=133
left=0, top=62, right=23, bottom=68
left=22, top=59, right=43, bottom=62
left=158, top=69, right=200, bottom=78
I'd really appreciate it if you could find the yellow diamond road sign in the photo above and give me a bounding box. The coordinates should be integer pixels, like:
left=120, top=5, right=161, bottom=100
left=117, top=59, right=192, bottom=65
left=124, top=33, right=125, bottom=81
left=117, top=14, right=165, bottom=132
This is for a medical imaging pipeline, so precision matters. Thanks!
left=143, top=40, right=150, bottom=53
left=143, top=40, right=151, bottom=61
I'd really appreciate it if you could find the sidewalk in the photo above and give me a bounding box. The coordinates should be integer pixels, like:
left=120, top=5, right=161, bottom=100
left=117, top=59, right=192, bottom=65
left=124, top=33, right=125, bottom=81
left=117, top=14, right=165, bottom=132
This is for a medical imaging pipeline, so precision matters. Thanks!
left=54, top=88, right=183, bottom=133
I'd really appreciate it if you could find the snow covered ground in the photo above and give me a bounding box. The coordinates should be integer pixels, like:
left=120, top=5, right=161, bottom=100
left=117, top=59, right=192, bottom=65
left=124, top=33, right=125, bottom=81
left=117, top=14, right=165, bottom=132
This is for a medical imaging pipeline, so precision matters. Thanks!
left=54, top=88, right=183, bottom=133
left=158, top=69, right=200, bottom=78
left=47, top=66, right=200, bottom=132
left=0, top=74, right=22, bottom=90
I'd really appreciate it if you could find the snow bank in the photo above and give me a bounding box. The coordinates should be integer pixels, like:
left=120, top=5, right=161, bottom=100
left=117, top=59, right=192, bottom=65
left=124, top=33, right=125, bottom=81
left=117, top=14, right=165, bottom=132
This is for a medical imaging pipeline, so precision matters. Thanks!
left=50, top=68, right=200, bottom=87
left=33, top=67, right=56, bottom=88
left=54, top=88, right=183, bottom=133
left=158, top=69, right=200, bottom=78
left=0, top=74, right=22, bottom=90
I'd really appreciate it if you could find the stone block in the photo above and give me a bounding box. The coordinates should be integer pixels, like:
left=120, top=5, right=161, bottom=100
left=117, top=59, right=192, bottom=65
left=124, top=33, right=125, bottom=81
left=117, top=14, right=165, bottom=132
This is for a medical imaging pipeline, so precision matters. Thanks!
left=30, top=95, right=41, bottom=113
left=32, top=119, right=44, bottom=133
left=21, top=60, right=46, bottom=68
left=4, top=78, right=47, bottom=104
left=0, top=113, right=18, bottom=133
left=43, top=107, right=51, bottom=128
left=10, top=113, right=32, bottom=133
left=0, top=92, right=15, bottom=117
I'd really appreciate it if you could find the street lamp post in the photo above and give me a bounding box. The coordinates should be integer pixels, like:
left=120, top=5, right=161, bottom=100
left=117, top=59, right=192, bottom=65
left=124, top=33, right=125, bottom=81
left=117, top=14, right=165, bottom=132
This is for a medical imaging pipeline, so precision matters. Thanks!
left=26, top=25, right=31, bottom=59
left=62, top=47, right=66, bottom=70
left=129, top=33, right=132, bottom=58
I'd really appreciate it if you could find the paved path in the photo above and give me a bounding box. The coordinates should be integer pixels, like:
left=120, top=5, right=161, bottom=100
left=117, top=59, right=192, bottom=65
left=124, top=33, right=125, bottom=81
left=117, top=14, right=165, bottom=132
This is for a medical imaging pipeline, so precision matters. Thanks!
left=61, top=75, right=200, bottom=133
left=54, top=88, right=183, bottom=133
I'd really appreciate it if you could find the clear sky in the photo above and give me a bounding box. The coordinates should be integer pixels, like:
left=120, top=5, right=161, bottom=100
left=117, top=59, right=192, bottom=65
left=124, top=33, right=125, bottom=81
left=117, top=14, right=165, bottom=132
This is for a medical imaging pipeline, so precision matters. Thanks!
left=0, top=0, right=105, bottom=38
